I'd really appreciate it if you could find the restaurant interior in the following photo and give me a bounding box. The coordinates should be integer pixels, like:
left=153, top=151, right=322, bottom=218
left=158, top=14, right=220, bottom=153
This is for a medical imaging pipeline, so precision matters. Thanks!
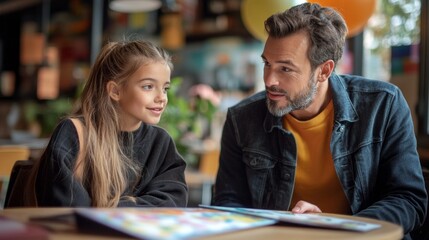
left=0, top=0, right=428, bottom=213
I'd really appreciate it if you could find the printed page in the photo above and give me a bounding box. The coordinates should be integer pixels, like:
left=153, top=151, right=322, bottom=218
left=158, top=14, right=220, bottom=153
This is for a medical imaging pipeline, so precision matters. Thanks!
left=199, top=205, right=381, bottom=232
left=74, top=208, right=277, bottom=240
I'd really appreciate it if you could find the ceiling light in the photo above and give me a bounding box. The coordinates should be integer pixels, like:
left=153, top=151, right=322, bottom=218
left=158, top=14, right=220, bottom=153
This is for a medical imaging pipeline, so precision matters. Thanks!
left=109, top=0, right=162, bottom=13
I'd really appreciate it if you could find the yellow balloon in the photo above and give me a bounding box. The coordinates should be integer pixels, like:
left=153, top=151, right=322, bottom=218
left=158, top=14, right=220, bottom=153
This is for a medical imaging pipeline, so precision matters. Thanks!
left=241, top=0, right=307, bottom=41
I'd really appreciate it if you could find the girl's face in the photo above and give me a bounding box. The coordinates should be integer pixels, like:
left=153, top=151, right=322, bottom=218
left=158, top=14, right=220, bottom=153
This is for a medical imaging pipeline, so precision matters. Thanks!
left=115, top=61, right=171, bottom=131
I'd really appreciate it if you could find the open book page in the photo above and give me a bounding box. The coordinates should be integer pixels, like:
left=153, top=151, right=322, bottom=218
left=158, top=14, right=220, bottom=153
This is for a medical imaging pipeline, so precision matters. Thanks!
left=74, top=208, right=277, bottom=240
left=199, top=205, right=381, bottom=232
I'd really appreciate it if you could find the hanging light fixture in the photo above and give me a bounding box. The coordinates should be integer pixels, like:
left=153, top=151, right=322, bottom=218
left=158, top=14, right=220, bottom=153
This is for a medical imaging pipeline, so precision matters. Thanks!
left=109, top=0, right=162, bottom=13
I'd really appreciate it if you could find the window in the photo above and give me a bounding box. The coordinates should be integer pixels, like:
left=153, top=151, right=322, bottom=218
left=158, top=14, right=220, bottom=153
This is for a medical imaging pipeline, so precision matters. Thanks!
left=363, top=0, right=422, bottom=134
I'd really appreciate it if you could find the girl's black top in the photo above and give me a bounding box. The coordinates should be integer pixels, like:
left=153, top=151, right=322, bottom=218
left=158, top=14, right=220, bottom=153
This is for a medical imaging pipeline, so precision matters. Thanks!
left=35, top=118, right=188, bottom=207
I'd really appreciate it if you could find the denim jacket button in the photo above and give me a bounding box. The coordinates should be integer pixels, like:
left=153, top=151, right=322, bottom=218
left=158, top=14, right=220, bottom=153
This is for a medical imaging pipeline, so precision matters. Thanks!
left=250, top=159, right=257, bottom=166
left=336, top=125, right=345, bottom=132
left=283, top=173, right=290, bottom=180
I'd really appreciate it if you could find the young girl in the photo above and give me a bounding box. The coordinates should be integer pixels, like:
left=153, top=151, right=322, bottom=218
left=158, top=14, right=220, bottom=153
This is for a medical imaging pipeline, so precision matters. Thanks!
left=27, top=40, right=188, bottom=207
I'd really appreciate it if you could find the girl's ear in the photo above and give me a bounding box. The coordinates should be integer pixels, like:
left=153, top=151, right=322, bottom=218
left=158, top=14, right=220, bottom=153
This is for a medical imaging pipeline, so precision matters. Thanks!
left=107, top=81, right=121, bottom=101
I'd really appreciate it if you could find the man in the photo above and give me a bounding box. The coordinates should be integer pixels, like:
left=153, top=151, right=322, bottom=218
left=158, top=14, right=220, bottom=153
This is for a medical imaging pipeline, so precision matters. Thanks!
left=213, top=2, right=427, bottom=239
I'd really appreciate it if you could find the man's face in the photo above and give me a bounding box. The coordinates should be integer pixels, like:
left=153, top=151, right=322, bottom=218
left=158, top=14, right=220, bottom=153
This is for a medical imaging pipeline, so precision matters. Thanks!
left=261, top=31, right=318, bottom=117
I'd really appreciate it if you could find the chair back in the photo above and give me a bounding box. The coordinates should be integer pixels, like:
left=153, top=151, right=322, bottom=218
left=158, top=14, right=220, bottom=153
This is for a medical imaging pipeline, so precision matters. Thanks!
left=198, top=150, right=220, bottom=179
left=0, top=145, right=30, bottom=176
left=4, top=160, right=34, bottom=208
left=0, top=145, right=30, bottom=208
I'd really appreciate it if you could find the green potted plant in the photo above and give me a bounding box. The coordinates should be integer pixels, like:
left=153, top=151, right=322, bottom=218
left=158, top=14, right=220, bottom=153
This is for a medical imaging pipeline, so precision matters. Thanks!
left=159, top=77, right=218, bottom=168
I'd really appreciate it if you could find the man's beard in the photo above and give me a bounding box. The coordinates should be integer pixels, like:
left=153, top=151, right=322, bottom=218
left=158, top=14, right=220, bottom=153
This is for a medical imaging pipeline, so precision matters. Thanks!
left=266, top=72, right=318, bottom=117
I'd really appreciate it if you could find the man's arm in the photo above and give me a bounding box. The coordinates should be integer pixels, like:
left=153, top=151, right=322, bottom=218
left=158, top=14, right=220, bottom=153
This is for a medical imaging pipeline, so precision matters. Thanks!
left=355, top=88, right=427, bottom=234
left=213, top=109, right=252, bottom=207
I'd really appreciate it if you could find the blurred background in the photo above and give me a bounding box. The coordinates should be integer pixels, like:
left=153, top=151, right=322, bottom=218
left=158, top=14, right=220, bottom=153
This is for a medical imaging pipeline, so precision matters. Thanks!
left=0, top=0, right=427, bottom=206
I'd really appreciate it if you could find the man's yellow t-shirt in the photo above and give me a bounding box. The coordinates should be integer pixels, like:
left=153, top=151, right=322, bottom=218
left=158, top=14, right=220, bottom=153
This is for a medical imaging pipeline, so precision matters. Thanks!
left=284, top=100, right=351, bottom=214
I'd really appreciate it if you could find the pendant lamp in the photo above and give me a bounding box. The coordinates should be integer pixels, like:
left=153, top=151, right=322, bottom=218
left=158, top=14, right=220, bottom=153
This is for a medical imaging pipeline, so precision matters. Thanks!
left=109, top=0, right=162, bottom=13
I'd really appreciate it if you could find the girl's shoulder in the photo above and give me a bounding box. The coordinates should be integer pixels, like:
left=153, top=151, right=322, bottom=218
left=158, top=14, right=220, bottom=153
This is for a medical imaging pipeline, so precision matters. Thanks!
left=46, top=117, right=82, bottom=149
left=52, top=118, right=79, bottom=137
left=42, top=118, right=80, bottom=160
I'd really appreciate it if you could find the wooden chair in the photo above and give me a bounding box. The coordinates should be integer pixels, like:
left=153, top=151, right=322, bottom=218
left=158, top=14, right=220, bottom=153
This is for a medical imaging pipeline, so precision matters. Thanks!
left=185, top=149, right=220, bottom=206
left=4, top=160, right=34, bottom=208
left=198, top=149, right=220, bottom=180
left=0, top=145, right=30, bottom=208
left=198, top=149, right=220, bottom=205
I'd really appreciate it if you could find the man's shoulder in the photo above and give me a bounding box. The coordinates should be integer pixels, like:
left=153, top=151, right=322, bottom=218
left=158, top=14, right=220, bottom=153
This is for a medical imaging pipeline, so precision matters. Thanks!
left=335, top=74, right=399, bottom=95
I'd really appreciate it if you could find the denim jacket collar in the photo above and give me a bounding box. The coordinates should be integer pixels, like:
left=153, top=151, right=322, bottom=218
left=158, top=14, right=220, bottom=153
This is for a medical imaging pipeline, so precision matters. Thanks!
left=329, top=73, right=359, bottom=123
left=263, top=110, right=282, bottom=133
left=263, top=72, right=359, bottom=133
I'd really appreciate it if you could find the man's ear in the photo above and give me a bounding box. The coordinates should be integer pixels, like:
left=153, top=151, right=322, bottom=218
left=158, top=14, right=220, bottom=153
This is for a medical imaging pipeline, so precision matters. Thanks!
left=318, top=60, right=335, bottom=82
left=107, top=81, right=121, bottom=101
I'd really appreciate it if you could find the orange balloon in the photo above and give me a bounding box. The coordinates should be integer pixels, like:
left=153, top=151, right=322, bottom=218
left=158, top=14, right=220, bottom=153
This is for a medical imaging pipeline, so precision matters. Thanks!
left=308, top=0, right=376, bottom=37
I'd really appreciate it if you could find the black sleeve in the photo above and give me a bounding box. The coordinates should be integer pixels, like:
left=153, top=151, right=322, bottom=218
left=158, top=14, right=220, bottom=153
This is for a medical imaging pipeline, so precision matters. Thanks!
left=354, top=88, right=427, bottom=234
left=213, top=109, right=252, bottom=207
left=35, top=119, right=92, bottom=207
left=118, top=131, right=188, bottom=207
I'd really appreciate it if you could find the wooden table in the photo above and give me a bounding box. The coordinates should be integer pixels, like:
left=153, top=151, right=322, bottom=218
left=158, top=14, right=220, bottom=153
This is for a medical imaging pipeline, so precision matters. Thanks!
left=0, top=208, right=403, bottom=240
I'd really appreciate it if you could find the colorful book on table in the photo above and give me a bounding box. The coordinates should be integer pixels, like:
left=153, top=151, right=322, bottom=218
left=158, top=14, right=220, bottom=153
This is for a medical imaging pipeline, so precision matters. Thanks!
left=74, top=208, right=277, bottom=240
left=199, top=205, right=381, bottom=232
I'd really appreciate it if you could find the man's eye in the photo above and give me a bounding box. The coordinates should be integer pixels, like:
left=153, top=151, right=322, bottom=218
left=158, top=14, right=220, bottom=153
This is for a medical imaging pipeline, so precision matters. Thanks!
left=281, top=67, right=290, bottom=72
left=262, top=60, right=270, bottom=67
left=164, top=86, right=170, bottom=93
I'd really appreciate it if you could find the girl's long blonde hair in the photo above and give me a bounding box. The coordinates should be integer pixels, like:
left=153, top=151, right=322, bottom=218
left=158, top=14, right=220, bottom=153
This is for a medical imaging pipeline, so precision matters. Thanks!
left=27, top=40, right=172, bottom=207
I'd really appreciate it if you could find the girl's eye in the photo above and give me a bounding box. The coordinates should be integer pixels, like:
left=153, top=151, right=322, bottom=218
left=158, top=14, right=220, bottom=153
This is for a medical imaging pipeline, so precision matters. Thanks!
left=163, top=86, right=170, bottom=93
left=142, top=85, right=153, bottom=90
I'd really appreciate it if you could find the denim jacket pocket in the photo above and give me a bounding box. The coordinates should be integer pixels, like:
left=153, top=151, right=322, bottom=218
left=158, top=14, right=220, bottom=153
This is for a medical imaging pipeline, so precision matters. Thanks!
left=242, top=151, right=276, bottom=208
left=243, top=151, right=276, bottom=169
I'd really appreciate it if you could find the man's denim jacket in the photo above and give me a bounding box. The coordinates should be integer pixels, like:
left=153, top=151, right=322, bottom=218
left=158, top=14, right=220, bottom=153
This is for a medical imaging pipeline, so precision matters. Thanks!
left=214, top=73, right=427, bottom=237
